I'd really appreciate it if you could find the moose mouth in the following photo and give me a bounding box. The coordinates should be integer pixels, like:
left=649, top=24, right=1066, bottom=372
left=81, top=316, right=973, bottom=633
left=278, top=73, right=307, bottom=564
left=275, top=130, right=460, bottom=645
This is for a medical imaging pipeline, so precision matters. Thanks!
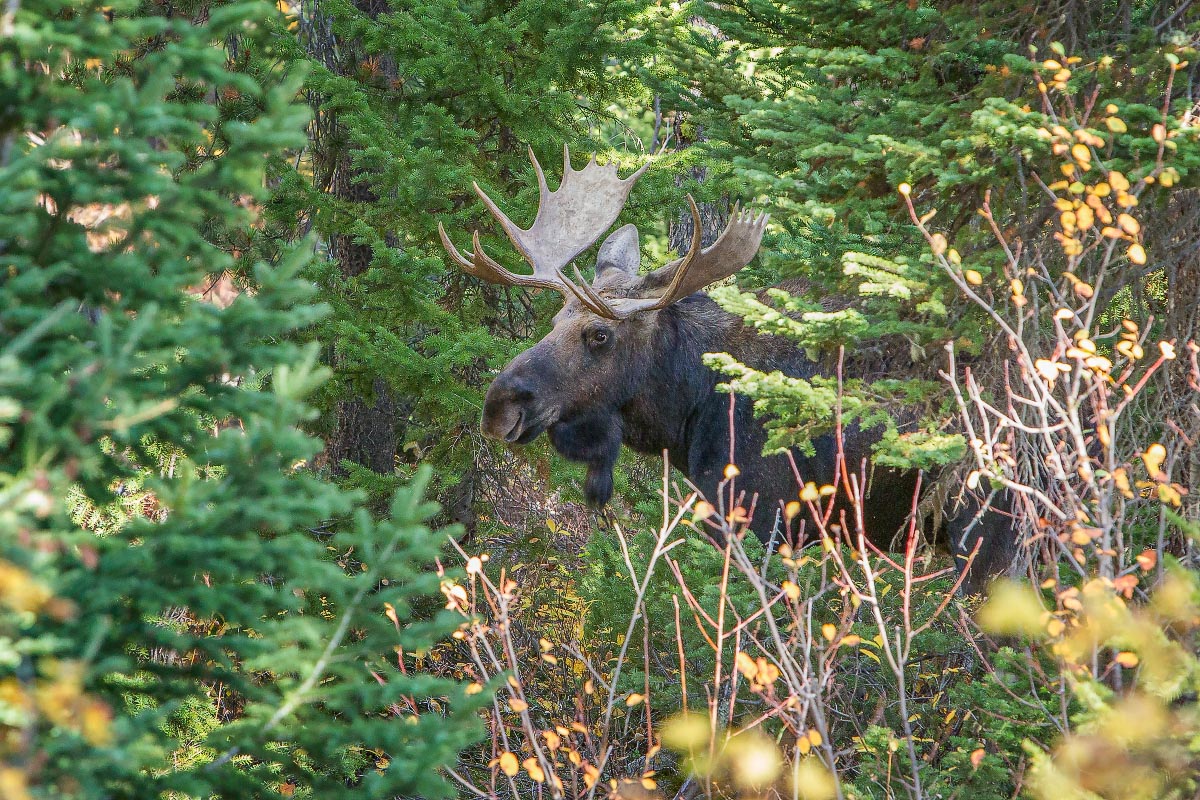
left=496, top=409, right=554, bottom=445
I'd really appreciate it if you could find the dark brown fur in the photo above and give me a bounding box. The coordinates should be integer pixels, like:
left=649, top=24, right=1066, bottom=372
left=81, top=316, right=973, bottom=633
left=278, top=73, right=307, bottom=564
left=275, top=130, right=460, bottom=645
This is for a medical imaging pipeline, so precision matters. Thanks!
left=482, top=276, right=1016, bottom=592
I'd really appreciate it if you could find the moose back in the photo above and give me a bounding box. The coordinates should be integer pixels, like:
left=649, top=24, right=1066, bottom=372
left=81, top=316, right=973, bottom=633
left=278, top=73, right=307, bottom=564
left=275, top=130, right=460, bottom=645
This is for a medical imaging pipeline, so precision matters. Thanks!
left=440, top=147, right=1016, bottom=591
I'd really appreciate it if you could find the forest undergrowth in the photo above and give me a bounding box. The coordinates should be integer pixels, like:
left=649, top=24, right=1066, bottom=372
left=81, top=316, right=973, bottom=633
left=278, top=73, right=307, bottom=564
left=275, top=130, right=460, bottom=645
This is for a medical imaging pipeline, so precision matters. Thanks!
left=4, top=0, right=1200, bottom=798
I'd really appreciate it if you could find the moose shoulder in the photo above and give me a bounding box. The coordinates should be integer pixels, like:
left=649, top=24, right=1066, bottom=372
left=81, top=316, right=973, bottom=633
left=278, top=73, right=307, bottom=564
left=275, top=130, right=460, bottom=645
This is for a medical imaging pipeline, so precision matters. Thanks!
left=440, top=146, right=1017, bottom=592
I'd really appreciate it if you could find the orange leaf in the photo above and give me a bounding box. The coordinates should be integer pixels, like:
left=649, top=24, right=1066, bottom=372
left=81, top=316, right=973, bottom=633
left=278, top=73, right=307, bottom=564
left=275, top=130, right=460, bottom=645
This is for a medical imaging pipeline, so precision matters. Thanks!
left=1136, top=549, right=1157, bottom=571
left=498, top=751, right=519, bottom=777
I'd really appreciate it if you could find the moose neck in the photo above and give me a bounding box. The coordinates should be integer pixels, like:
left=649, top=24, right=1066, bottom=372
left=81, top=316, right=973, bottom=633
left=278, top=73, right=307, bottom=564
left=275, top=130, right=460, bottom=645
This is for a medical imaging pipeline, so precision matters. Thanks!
left=618, top=293, right=800, bottom=469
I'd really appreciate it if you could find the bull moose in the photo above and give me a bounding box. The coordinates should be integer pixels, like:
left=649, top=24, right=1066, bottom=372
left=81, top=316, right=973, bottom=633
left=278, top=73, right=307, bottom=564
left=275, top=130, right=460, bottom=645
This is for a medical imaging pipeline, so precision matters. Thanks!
left=439, top=146, right=1016, bottom=591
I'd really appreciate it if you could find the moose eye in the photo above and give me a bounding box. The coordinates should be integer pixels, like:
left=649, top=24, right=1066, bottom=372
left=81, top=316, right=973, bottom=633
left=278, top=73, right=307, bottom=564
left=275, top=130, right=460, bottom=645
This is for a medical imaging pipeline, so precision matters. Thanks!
left=585, top=327, right=611, bottom=348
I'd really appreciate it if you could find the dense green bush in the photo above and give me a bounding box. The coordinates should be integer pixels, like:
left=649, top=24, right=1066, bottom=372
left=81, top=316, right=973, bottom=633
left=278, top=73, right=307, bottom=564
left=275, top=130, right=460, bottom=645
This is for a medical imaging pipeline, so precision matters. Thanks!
left=0, top=0, right=479, bottom=795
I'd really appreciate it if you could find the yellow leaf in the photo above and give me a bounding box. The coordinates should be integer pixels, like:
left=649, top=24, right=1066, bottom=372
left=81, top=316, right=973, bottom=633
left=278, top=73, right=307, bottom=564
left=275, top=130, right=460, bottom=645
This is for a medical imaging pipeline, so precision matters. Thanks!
left=1112, top=468, right=1134, bottom=498
left=821, top=623, right=836, bottom=641
left=784, top=501, right=802, bottom=522
left=1035, top=359, right=1070, bottom=384
left=1157, top=483, right=1183, bottom=507
left=626, top=693, right=645, bottom=706
left=971, top=748, right=986, bottom=768
left=660, top=713, right=710, bottom=751
left=782, top=580, right=801, bottom=601
left=964, top=269, right=983, bottom=286
left=498, top=751, right=519, bottom=777
left=1142, top=443, right=1167, bottom=478
left=693, top=501, right=715, bottom=521
left=1105, top=117, right=1128, bottom=133
left=1115, top=651, right=1139, bottom=668
left=1128, top=243, right=1147, bottom=265
left=80, top=699, right=112, bottom=746
left=791, top=758, right=836, bottom=799
left=1071, top=143, right=1092, bottom=163
left=522, top=757, right=546, bottom=783
left=800, top=482, right=819, bottom=502
left=930, top=233, right=948, bottom=256
left=724, top=463, right=741, bottom=479
left=977, top=581, right=1045, bottom=636
left=1075, top=205, right=1094, bottom=229
left=735, top=651, right=758, bottom=680
left=508, top=697, right=528, bottom=712
left=1116, top=340, right=1144, bottom=361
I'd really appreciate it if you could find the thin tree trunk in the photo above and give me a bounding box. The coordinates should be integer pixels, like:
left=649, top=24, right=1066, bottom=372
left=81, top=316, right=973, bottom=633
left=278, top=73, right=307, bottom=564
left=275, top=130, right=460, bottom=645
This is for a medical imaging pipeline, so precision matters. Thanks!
left=320, top=0, right=397, bottom=476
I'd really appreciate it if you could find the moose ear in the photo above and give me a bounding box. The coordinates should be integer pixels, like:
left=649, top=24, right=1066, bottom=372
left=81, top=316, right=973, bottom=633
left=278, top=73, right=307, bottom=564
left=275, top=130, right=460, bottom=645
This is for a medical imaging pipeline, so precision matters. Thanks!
left=595, top=224, right=641, bottom=276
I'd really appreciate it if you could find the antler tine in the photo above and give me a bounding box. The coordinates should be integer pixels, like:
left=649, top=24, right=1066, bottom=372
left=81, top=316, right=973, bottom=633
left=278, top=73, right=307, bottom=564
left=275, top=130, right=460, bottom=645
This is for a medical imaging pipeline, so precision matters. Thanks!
left=607, top=197, right=769, bottom=317
left=569, top=266, right=622, bottom=319
left=437, top=221, right=564, bottom=291
left=647, top=194, right=705, bottom=309
left=555, top=266, right=621, bottom=319
left=471, top=180, right=539, bottom=269
left=441, top=144, right=649, bottom=299
left=530, top=145, right=550, bottom=204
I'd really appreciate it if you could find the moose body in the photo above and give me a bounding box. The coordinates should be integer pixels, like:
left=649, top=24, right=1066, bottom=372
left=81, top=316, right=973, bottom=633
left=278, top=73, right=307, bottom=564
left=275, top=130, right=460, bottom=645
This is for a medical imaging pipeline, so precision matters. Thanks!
left=442, top=147, right=1016, bottom=591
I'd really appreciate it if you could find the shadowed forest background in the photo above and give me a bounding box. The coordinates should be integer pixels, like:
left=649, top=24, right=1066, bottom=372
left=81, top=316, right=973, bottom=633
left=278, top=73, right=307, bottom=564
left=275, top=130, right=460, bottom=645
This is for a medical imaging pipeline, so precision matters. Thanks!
left=4, top=0, right=1200, bottom=797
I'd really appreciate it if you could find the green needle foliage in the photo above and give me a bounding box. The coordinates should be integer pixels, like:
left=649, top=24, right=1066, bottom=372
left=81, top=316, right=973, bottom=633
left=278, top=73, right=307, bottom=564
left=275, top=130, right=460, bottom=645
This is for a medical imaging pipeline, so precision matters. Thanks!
left=0, top=0, right=479, bottom=795
left=664, top=1, right=1200, bottom=467
left=258, top=0, right=669, bottom=506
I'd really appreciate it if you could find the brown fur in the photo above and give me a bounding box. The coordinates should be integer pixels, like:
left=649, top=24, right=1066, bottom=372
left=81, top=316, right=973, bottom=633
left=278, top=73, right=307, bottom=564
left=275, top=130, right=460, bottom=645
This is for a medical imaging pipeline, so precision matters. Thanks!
left=482, top=280, right=1016, bottom=593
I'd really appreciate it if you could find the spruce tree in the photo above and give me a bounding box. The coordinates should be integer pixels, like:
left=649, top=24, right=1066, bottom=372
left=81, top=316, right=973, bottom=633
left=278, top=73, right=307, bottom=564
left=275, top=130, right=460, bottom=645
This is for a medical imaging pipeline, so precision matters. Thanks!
left=0, top=0, right=478, bottom=795
left=261, top=0, right=668, bottom=516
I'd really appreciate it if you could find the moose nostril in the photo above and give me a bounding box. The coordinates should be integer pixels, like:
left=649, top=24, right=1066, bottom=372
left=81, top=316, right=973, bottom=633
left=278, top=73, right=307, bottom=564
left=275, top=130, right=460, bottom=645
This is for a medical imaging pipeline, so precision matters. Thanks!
left=494, top=376, right=535, bottom=405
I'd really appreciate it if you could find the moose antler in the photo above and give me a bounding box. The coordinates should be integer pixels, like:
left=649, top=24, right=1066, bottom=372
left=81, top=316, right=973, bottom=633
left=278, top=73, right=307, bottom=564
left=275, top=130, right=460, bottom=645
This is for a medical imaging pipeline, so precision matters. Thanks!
left=439, top=144, right=768, bottom=320
left=594, top=198, right=770, bottom=319
left=438, top=145, right=648, bottom=313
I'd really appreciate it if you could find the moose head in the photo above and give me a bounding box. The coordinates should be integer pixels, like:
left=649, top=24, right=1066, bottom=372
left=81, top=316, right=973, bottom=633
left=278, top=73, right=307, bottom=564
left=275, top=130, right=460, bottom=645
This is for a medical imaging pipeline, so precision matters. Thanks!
left=439, top=147, right=768, bottom=507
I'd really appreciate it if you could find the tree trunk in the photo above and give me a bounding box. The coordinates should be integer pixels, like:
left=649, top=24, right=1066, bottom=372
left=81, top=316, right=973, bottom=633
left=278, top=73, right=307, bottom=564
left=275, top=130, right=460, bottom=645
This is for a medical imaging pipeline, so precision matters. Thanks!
left=316, top=0, right=398, bottom=476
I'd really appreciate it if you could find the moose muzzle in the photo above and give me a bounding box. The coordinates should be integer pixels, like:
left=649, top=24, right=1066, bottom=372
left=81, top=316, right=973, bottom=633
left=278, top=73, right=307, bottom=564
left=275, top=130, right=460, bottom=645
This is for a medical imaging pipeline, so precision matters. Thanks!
left=481, top=373, right=547, bottom=444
